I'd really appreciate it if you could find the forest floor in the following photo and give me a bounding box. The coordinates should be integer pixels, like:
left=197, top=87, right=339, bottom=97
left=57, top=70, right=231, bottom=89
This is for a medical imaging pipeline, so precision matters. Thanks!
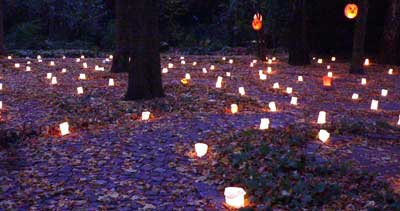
left=0, top=55, right=399, bottom=210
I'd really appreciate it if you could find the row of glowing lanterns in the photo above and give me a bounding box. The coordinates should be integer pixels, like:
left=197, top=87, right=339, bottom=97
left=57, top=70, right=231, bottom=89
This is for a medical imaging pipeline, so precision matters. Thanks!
left=13, top=62, right=106, bottom=72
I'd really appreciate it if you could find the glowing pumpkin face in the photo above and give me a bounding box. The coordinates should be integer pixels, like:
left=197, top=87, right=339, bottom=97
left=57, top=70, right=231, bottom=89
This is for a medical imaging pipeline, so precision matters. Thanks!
left=344, top=3, right=358, bottom=19
left=252, top=13, right=263, bottom=31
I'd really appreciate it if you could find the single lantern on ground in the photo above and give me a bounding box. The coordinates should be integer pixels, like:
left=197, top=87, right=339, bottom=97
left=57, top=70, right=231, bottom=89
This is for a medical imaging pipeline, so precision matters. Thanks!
left=222, top=57, right=226, bottom=61
left=0, top=101, right=2, bottom=109
left=226, top=72, right=231, bottom=77
left=37, top=55, right=41, bottom=60
left=272, top=57, right=277, bottom=61
left=27, top=61, right=31, bottom=65
left=361, top=78, right=367, bottom=85
left=202, top=68, right=207, bottom=73
left=216, top=76, right=223, bottom=88
left=397, top=115, right=400, bottom=125
left=238, top=87, right=245, bottom=96
left=286, top=87, right=293, bottom=94
left=252, top=60, right=257, bottom=64
left=14, top=63, right=20, bottom=68
left=62, top=56, right=66, bottom=59
left=381, top=89, right=388, bottom=97
left=81, top=55, right=85, bottom=59
left=180, top=78, right=189, bottom=85
left=26, top=66, right=31, bottom=72
left=109, top=55, right=113, bottom=60
left=327, top=72, right=333, bottom=78
left=46, top=73, right=52, bottom=79
left=38, top=59, right=43, bottom=63
left=185, top=73, right=191, bottom=80
left=109, top=78, right=115, bottom=86
left=83, top=62, right=88, bottom=69
left=317, top=59, right=323, bottom=64
left=269, top=102, right=277, bottom=112
left=231, top=104, right=238, bottom=114
left=76, top=58, right=81, bottom=63
left=210, top=65, right=215, bottom=70
left=331, top=57, right=336, bottom=62
left=259, top=73, right=267, bottom=80
left=224, top=187, right=246, bottom=209
left=298, top=76, right=304, bottom=82
left=0, top=83, right=2, bottom=91
left=50, top=61, right=55, bottom=66
left=371, top=100, right=379, bottom=110
left=260, top=118, right=269, bottom=130
left=60, top=122, right=70, bottom=136
left=273, top=82, right=280, bottom=89
left=168, top=63, right=173, bottom=68
left=268, top=59, right=272, bottom=64
left=267, top=67, right=272, bottom=74
left=79, top=73, right=86, bottom=80
left=388, top=69, right=394, bottom=75
left=95, top=65, right=105, bottom=71
left=141, top=112, right=151, bottom=121
left=77, top=87, right=84, bottom=95
left=195, top=143, right=208, bottom=158
left=290, top=97, right=298, bottom=105
left=192, top=62, right=197, bottom=66
left=323, top=76, right=333, bottom=87
left=326, top=65, right=331, bottom=70
left=162, top=68, right=168, bottom=73
left=7, top=56, right=12, bottom=60
left=318, top=129, right=330, bottom=143
left=364, top=58, right=370, bottom=66
left=181, top=60, right=186, bottom=65
left=352, top=93, right=359, bottom=100
left=51, top=77, right=57, bottom=85
left=229, top=59, right=233, bottom=64
left=62, top=68, right=67, bottom=73
left=250, top=62, right=254, bottom=67
left=317, top=111, right=327, bottom=124
left=180, top=56, right=185, bottom=60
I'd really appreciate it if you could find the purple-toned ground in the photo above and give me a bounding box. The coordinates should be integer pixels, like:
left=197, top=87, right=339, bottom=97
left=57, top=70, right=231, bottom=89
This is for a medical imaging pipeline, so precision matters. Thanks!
left=0, top=55, right=399, bottom=210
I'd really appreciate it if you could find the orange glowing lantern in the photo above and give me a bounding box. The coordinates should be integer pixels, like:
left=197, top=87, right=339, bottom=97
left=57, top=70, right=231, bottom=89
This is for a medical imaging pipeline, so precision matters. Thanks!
left=252, top=13, right=263, bottom=31
left=323, top=76, right=332, bottom=87
left=181, top=78, right=189, bottom=86
left=344, top=3, right=358, bottom=19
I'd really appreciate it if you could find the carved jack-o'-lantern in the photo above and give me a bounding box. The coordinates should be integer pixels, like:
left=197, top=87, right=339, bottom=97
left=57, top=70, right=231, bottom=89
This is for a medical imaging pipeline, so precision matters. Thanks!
left=252, top=13, right=263, bottom=31
left=344, top=3, right=358, bottom=19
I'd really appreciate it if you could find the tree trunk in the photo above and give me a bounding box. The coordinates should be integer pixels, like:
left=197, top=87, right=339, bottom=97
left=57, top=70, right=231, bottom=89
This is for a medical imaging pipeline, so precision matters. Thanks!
left=379, top=0, right=400, bottom=65
left=111, top=0, right=130, bottom=73
left=288, top=0, right=310, bottom=66
left=125, top=0, right=164, bottom=100
left=350, top=0, right=369, bottom=74
left=0, top=0, right=6, bottom=56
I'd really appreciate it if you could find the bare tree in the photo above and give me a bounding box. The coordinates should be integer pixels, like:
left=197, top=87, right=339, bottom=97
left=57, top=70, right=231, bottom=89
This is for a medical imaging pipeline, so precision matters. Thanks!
left=111, top=0, right=130, bottom=73
left=350, top=0, right=369, bottom=74
left=379, top=0, right=400, bottom=65
left=288, top=0, right=310, bottom=66
left=125, top=0, right=164, bottom=100
left=0, top=0, right=6, bottom=56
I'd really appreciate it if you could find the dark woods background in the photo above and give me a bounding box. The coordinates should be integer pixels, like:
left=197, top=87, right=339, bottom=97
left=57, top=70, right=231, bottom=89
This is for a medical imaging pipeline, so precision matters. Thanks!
left=3, top=0, right=388, bottom=55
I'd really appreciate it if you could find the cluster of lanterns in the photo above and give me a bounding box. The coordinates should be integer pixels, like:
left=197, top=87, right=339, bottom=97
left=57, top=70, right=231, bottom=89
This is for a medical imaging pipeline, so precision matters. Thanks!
left=4, top=51, right=399, bottom=210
